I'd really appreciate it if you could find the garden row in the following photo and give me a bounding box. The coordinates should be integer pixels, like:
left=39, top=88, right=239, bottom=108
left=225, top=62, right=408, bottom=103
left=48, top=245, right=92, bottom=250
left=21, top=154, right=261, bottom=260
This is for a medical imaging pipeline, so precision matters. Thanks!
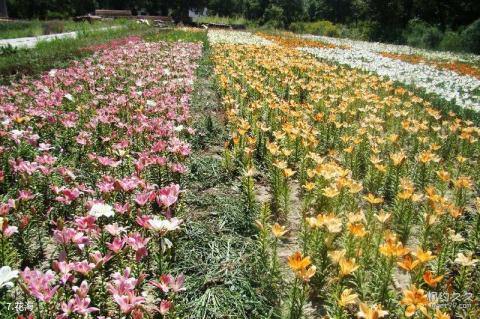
left=0, top=23, right=151, bottom=85
left=209, top=30, right=480, bottom=318
left=0, top=37, right=202, bottom=318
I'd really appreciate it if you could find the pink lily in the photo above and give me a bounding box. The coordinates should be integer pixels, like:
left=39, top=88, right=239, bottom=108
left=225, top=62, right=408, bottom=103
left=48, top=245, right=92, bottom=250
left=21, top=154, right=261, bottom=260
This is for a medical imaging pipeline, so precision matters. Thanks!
left=20, top=268, right=59, bottom=302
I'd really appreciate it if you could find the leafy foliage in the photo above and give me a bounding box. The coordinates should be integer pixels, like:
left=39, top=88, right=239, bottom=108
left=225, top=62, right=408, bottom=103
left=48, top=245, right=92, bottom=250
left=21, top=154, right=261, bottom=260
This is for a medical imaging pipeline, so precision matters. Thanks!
left=3, top=0, right=480, bottom=52
left=0, top=22, right=151, bottom=84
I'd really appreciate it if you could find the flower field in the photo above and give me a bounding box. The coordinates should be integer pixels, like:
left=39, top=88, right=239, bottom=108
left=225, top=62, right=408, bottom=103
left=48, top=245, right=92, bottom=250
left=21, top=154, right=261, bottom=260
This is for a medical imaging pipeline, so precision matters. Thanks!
left=302, top=34, right=480, bottom=65
left=1, top=37, right=202, bottom=318
left=300, top=45, right=480, bottom=110
left=0, top=28, right=479, bottom=319
left=210, top=30, right=480, bottom=318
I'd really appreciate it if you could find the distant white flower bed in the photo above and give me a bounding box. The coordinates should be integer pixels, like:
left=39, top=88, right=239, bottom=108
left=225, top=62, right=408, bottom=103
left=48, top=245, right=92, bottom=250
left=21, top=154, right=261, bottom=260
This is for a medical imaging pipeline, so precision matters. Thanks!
left=302, top=34, right=480, bottom=64
left=301, top=46, right=480, bottom=111
left=208, top=30, right=273, bottom=46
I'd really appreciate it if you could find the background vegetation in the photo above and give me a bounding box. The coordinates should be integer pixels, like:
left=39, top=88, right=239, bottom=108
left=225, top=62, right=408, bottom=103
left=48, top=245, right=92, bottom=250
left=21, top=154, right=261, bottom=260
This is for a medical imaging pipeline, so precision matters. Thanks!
left=0, top=21, right=151, bottom=84
left=0, top=19, right=128, bottom=39
left=3, top=0, right=480, bottom=53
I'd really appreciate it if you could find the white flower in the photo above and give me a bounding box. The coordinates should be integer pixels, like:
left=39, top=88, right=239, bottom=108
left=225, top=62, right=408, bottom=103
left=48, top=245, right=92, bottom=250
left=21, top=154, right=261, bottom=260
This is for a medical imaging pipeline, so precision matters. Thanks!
left=64, top=93, right=74, bottom=102
left=448, top=228, right=465, bottom=242
left=88, top=203, right=115, bottom=218
left=0, top=266, right=19, bottom=289
left=302, top=34, right=480, bottom=65
left=148, top=217, right=183, bottom=234
left=301, top=46, right=480, bottom=110
left=104, top=223, right=129, bottom=236
left=454, top=252, right=479, bottom=267
left=208, top=30, right=273, bottom=46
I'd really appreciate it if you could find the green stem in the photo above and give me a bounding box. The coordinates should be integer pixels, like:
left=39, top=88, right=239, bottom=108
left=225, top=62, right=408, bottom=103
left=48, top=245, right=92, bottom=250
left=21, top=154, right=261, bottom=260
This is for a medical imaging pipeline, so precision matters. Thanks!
left=288, top=278, right=300, bottom=319
left=158, top=238, right=164, bottom=275
left=0, top=235, right=4, bottom=266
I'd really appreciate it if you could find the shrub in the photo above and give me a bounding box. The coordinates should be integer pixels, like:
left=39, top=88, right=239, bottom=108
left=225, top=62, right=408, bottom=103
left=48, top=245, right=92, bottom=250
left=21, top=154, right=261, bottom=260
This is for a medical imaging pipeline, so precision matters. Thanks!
left=438, top=31, right=465, bottom=52
left=342, top=21, right=376, bottom=41
left=263, top=5, right=284, bottom=29
left=309, top=20, right=340, bottom=37
left=403, top=19, right=443, bottom=49
left=42, top=20, right=65, bottom=35
left=0, top=44, right=18, bottom=56
left=289, top=21, right=306, bottom=33
left=462, top=18, right=480, bottom=54
left=289, top=20, right=340, bottom=37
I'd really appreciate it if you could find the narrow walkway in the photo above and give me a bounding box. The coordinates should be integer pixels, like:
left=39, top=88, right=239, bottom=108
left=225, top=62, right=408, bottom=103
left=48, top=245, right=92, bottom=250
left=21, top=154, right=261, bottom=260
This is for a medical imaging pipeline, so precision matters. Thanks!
left=174, top=46, right=278, bottom=318
left=0, top=26, right=121, bottom=48
left=256, top=180, right=320, bottom=318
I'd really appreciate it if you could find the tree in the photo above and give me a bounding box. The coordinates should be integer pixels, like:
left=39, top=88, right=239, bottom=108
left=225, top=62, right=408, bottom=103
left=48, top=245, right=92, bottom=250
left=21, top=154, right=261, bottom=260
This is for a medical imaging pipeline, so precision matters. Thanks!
left=244, top=0, right=264, bottom=20
left=0, top=0, right=7, bottom=17
left=263, top=3, right=284, bottom=27
left=208, top=0, right=244, bottom=16
left=366, top=0, right=405, bottom=41
left=276, top=0, right=306, bottom=24
left=305, top=0, right=353, bottom=23
left=170, top=0, right=209, bottom=22
left=351, top=0, right=368, bottom=23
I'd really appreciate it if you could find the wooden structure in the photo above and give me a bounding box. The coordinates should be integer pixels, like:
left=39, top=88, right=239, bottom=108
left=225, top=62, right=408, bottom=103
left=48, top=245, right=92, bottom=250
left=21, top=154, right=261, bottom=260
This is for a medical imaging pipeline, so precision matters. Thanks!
left=153, top=16, right=175, bottom=28
left=94, top=9, right=132, bottom=18
left=73, top=14, right=103, bottom=22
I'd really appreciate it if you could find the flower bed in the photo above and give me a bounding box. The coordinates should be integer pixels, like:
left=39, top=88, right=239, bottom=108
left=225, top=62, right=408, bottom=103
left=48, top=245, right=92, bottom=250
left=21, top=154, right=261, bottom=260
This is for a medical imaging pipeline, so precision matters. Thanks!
left=207, top=29, right=273, bottom=45
left=212, top=41, right=480, bottom=318
left=80, top=35, right=143, bottom=52
left=302, top=34, right=480, bottom=65
left=0, top=39, right=202, bottom=318
left=258, top=32, right=346, bottom=49
left=380, top=52, right=480, bottom=80
left=301, top=46, right=480, bottom=111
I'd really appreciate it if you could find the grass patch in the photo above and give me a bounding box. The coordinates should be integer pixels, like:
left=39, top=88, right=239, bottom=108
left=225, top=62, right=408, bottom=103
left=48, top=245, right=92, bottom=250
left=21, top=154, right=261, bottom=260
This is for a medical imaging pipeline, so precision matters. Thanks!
left=174, top=39, right=279, bottom=318
left=0, top=20, right=44, bottom=39
left=0, top=19, right=132, bottom=39
left=0, top=24, right=152, bottom=84
left=144, top=28, right=208, bottom=46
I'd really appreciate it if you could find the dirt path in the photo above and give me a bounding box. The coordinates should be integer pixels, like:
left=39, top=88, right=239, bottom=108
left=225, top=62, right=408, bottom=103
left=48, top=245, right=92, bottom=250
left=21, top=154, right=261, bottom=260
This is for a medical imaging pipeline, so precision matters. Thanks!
left=255, top=179, right=320, bottom=318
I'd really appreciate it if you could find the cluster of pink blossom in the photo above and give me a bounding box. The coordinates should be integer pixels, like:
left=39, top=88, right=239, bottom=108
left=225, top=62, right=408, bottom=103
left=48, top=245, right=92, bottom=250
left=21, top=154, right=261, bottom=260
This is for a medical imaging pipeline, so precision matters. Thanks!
left=81, top=36, right=144, bottom=53
left=0, top=38, right=202, bottom=318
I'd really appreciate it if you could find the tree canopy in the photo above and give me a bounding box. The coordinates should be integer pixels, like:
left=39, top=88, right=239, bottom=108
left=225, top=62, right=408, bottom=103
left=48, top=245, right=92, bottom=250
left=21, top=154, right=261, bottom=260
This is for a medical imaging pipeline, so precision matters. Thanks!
left=5, top=0, right=480, bottom=34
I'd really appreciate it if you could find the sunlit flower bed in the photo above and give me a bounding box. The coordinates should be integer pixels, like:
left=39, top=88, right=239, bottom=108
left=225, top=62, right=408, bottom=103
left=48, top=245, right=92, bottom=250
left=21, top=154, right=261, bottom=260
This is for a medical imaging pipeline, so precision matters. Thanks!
left=303, top=34, right=480, bottom=65
left=0, top=39, right=202, bottom=318
left=380, top=52, right=480, bottom=80
left=213, top=42, right=480, bottom=318
left=301, top=46, right=480, bottom=111
left=258, top=32, right=345, bottom=49
left=207, top=29, right=273, bottom=45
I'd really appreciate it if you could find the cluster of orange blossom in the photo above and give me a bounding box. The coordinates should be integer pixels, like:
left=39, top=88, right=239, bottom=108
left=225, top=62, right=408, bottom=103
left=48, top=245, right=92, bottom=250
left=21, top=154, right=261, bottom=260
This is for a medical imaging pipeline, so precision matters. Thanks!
left=211, top=35, right=479, bottom=318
